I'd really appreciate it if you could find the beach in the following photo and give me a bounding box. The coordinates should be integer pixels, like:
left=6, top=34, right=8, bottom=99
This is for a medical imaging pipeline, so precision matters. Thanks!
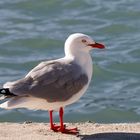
left=0, top=122, right=140, bottom=140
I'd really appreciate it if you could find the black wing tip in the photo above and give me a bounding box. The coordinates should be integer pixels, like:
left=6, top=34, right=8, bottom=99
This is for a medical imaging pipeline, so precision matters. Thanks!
left=0, top=88, right=16, bottom=96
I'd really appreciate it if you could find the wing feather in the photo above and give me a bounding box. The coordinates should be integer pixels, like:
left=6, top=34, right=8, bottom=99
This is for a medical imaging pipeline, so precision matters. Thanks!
left=4, top=60, right=88, bottom=102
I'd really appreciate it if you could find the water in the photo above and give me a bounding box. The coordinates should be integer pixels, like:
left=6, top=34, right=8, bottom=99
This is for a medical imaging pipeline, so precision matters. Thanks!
left=0, top=0, right=140, bottom=123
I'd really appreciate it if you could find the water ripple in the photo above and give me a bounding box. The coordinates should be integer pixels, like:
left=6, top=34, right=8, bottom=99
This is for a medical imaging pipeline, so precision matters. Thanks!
left=0, top=0, right=140, bottom=122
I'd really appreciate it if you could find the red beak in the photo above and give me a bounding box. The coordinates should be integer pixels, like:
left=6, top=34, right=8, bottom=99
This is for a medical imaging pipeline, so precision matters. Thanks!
left=88, top=42, right=105, bottom=49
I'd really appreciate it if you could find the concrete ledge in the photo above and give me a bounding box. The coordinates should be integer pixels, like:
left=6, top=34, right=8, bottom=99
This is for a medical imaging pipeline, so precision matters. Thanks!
left=0, top=122, right=140, bottom=140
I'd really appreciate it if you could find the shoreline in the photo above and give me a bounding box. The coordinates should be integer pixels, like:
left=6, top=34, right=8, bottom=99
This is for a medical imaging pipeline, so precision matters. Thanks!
left=0, top=122, right=140, bottom=140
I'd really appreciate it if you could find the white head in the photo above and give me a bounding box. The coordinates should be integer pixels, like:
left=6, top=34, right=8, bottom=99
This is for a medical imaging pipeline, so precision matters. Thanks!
left=64, top=33, right=105, bottom=57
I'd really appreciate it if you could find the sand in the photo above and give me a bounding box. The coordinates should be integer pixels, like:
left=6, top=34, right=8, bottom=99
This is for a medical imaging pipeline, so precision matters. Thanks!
left=0, top=122, right=140, bottom=140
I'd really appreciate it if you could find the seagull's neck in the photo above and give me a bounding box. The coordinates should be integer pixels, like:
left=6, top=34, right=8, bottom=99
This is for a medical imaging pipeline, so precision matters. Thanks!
left=65, top=49, right=93, bottom=81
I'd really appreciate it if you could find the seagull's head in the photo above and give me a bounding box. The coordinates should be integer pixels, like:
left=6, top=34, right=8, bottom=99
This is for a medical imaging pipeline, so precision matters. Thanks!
left=65, top=33, right=105, bottom=57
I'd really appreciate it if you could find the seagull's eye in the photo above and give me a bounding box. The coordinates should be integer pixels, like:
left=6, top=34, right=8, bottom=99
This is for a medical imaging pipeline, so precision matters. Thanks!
left=81, top=39, right=87, bottom=43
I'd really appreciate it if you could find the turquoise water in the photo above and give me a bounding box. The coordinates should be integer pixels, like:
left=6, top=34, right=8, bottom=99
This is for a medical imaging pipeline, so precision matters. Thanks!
left=0, top=0, right=140, bottom=123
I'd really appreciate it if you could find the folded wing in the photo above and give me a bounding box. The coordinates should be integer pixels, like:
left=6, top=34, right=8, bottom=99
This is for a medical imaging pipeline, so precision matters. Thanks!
left=4, top=60, right=88, bottom=102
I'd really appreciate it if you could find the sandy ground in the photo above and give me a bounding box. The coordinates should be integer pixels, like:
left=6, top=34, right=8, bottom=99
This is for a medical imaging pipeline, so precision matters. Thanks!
left=0, top=122, right=140, bottom=140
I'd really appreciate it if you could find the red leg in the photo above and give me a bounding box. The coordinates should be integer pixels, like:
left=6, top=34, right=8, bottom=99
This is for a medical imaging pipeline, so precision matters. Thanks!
left=59, top=107, right=79, bottom=134
left=49, top=108, right=79, bottom=134
left=49, top=110, right=54, bottom=129
left=49, top=110, right=60, bottom=131
left=59, top=107, right=65, bottom=131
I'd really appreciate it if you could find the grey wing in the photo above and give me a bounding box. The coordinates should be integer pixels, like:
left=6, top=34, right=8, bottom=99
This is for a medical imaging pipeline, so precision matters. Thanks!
left=3, top=60, right=55, bottom=95
left=5, top=61, right=88, bottom=102
left=25, top=60, right=55, bottom=79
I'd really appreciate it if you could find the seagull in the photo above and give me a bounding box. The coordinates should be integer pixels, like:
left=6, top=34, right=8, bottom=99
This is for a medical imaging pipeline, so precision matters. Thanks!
left=0, top=33, right=105, bottom=134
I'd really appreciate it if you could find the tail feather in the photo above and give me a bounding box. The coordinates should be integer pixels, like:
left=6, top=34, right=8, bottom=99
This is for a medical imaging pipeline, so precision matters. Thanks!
left=0, top=88, right=16, bottom=99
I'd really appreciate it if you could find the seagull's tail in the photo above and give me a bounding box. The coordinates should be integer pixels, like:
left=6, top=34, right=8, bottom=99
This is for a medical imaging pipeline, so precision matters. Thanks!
left=0, top=88, right=17, bottom=109
left=0, top=88, right=16, bottom=100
